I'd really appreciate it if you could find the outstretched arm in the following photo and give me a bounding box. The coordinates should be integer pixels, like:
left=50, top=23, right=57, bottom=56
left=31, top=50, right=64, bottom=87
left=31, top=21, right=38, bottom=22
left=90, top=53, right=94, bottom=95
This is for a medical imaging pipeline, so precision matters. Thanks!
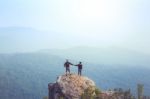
left=69, top=62, right=74, bottom=65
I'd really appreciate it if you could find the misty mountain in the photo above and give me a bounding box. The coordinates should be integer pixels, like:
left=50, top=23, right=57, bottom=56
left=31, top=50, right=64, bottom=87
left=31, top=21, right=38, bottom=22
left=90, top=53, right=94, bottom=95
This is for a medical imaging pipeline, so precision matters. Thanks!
left=0, top=52, right=150, bottom=99
left=0, top=27, right=68, bottom=53
left=40, top=46, right=150, bottom=66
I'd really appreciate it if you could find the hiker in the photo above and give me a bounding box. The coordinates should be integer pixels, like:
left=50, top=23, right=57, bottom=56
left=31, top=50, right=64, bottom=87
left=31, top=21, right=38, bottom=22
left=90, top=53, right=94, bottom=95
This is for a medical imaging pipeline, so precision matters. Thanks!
left=64, top=59, right=73, bottom=76
left=74, top=62, right=83, bottom=76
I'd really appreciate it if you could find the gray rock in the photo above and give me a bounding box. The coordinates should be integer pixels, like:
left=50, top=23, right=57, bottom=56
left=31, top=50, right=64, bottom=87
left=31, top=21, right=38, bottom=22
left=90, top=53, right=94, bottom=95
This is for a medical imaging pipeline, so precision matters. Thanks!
left=48, top=74, right=96, bottom=99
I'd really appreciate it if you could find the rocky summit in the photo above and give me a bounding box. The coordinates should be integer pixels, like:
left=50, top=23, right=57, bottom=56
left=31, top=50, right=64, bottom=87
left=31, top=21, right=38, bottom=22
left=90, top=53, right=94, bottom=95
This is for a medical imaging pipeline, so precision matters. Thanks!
left=48, top=74, right=96, bottom=99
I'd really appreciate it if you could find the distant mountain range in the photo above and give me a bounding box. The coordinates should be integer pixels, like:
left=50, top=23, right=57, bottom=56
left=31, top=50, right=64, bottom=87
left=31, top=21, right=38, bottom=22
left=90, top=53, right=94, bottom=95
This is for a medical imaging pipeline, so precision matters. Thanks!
left=0, top=27, right=65, bottom=53
left=0, top=49, right=150, bottom=99
left=40, top=46, right=150, bottom=67
left=0, top=27, right=80, bottom=53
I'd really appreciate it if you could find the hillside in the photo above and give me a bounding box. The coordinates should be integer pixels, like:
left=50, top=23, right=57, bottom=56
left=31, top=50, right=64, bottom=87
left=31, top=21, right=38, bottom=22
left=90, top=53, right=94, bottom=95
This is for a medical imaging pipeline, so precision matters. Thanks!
left=0, top=52, right=150, bottom=99
left=40, top=47, right=150, bottom=66
left=0, top=53, right=64, bottom=99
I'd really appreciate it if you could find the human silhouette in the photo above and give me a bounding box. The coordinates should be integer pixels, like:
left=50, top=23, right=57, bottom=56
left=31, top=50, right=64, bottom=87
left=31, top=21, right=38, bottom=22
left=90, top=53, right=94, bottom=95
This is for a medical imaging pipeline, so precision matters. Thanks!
left=64, top=59, right=73, bottom=76
left=74, top=62, right=83, bottom=76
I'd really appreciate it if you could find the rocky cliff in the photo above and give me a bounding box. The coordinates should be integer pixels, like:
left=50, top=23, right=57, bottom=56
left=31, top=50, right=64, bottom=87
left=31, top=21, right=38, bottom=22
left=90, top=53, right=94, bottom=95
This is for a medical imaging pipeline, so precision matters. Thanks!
left=48, top=74, right=96, bottom=99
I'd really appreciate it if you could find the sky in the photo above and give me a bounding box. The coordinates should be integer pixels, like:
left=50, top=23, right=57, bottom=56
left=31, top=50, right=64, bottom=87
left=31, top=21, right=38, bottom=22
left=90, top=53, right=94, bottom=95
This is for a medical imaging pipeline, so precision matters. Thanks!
left=0, top=0, right=150, bottom=53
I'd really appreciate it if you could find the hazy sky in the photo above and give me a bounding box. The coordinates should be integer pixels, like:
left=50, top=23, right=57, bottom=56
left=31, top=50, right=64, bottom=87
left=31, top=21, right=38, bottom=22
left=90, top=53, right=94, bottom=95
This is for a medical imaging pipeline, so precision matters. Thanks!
left=0, top=0, right=150, bottom=53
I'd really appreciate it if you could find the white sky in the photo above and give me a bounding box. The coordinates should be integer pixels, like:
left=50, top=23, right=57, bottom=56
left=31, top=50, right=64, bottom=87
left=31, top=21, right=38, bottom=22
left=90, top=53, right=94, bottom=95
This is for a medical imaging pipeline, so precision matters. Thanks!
left=0, top=0, right=150, bottom=53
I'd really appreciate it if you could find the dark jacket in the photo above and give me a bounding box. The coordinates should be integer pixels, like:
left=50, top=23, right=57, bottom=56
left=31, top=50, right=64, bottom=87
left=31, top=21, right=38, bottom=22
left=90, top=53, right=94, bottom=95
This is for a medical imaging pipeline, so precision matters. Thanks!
left=75, top=64, right=82, bottom=69
left=64, top=62, right=73, bottom=67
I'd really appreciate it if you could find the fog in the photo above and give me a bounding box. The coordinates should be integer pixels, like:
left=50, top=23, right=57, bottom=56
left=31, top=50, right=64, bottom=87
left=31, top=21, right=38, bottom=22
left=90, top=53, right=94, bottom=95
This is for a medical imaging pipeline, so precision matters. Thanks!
left=0, top=0, right=150, bottom=54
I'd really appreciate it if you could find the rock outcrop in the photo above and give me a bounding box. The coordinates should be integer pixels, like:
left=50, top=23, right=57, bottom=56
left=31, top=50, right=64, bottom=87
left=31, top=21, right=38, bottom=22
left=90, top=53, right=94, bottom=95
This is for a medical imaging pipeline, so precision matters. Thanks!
left=48, top=74, right=96, bottom=99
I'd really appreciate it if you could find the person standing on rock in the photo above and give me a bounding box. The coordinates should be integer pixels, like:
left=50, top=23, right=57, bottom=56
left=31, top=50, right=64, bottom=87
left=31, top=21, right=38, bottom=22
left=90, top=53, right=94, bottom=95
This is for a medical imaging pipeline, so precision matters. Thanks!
left=74, top=62, right=83, bottom=76
left=64, top=59, right=73, bottom=76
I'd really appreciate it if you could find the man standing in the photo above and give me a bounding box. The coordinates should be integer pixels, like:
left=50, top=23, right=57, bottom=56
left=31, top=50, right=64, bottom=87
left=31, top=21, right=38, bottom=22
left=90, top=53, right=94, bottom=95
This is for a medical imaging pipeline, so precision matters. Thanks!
left=75, top=62, right=83, bottom=76
left=64, top=59, right=73, bottom=76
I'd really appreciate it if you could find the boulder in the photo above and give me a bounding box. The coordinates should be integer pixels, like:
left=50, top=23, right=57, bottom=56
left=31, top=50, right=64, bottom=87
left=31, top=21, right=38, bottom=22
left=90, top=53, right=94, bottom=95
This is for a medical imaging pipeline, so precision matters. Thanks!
left=48, top=74, right=96, bottom=99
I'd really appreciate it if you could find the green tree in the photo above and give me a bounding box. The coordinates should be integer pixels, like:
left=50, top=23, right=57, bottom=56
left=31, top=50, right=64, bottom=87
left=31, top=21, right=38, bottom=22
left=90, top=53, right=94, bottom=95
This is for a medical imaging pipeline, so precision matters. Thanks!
left=81, top=86, right=101, bottom=99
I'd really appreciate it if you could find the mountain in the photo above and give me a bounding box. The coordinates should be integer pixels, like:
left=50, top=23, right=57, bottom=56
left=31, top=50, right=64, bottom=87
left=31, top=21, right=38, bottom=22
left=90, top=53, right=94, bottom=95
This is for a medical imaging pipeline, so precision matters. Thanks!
left=0, top=27, right=65, bottom=53
left=40, top=46, right=150, bottom=66
left=0, top=53, right=64, bottom=99
left=0, top=52, right=150, bottom=99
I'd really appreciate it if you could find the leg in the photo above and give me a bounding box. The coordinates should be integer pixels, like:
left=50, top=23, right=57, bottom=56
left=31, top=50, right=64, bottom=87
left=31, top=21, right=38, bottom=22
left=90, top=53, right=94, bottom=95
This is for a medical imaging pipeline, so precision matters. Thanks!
left=66, top=67, right=70, bottom=75
left=79, top=69, right=82, bottom=76
left=66, top=67, right=69, bottom=76
left=66, top=67, right=67, bottom=75
left=68, top=68, right=70, bottom=74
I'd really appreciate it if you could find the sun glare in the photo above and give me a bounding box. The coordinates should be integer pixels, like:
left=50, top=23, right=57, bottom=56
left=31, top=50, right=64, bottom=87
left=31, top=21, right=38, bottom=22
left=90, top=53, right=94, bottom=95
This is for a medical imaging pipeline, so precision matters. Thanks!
left=79, top=0, right=118, bottom=21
